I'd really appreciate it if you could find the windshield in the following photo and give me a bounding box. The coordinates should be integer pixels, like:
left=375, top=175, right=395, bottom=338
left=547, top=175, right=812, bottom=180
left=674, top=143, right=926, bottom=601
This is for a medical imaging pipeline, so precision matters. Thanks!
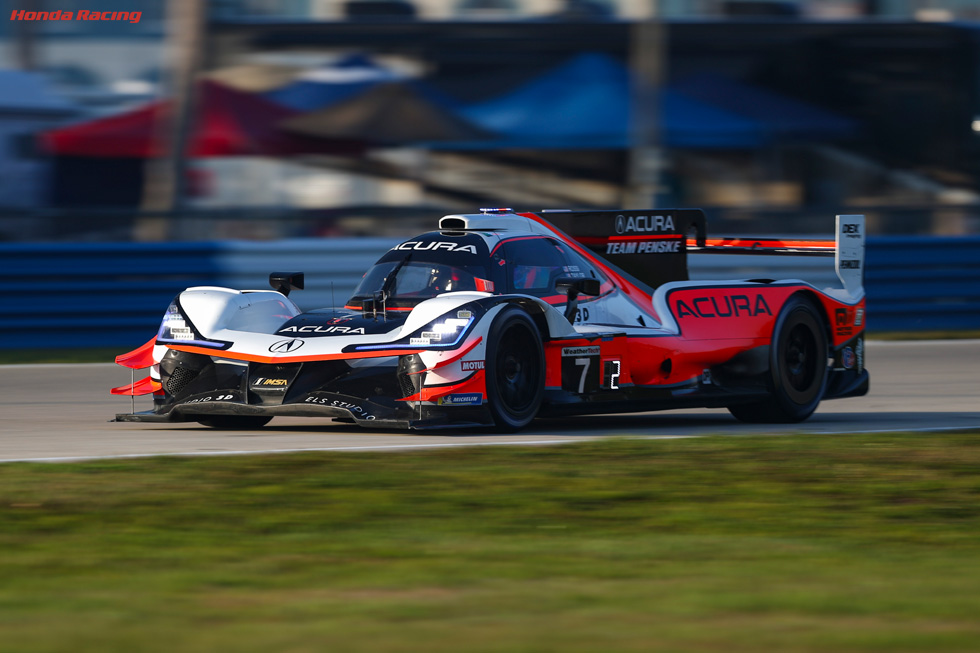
left=348, top=260, right=495, bottom=309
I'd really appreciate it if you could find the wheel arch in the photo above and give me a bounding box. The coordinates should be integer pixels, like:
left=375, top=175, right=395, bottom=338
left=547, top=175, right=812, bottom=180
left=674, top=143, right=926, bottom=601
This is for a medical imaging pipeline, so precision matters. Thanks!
left=786, top=288, right=834, bottom=344
left=485, top=295, right=567, bottom=343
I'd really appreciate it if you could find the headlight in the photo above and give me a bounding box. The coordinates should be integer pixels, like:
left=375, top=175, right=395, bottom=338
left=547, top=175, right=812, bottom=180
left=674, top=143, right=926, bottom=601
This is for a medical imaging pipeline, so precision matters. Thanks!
left=411, top=315, right=473, bottom=347
left=351, top=306, right=479, bottom=351
left=158, top=301, right=195, bottom=342
left=156, top=300, right=225, bottom=348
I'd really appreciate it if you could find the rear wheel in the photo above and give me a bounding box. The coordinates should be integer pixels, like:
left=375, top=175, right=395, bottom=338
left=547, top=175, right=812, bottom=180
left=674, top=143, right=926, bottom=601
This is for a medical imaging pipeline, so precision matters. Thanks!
left=729, top=296, right=828, bottom=423
left=485, top=306, right=545, bottom=432
left=197, top=416, right=272, bottom=430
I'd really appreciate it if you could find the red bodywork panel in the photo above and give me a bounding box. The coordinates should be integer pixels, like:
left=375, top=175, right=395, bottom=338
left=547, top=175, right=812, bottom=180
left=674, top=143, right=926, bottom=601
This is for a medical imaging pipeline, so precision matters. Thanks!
left=544, top=283, right=863, bottom=391
left=115, top=337, right=156, bottom=369
left=111, top=376, right=162, bottom=396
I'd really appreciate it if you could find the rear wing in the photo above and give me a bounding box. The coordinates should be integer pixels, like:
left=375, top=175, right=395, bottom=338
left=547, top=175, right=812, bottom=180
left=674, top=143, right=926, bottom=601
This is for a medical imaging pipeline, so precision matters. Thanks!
left=686, top=214, right=865, bottom=296
left=530, top=209, right=864, bottom=297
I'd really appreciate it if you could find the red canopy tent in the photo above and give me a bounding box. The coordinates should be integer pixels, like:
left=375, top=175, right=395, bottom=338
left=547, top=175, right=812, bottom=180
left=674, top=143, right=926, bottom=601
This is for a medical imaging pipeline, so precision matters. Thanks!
left=41, top=80, right=364, bottom=158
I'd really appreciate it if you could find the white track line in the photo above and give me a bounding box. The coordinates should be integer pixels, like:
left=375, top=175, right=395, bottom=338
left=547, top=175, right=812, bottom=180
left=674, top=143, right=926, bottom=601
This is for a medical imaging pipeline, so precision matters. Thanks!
left=6, top=424, right=980, bottom=464
left=2, top=438, right=591, bottom=464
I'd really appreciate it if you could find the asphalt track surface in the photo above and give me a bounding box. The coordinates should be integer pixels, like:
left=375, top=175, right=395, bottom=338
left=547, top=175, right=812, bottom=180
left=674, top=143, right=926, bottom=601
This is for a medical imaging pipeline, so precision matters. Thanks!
left=2, top=340, right=978, bottom=463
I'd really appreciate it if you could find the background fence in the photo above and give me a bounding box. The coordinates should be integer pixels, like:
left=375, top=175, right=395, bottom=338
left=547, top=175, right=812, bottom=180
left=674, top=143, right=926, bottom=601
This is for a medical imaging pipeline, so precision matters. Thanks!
left=1, top=236, right=978, bottom=350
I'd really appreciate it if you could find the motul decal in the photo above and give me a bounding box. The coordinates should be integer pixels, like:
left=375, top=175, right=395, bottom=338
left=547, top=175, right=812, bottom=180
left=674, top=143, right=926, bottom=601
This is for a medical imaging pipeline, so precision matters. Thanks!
left=461, top=360, right=485, bottom=371
left=675, top=295, right=773, bottom=319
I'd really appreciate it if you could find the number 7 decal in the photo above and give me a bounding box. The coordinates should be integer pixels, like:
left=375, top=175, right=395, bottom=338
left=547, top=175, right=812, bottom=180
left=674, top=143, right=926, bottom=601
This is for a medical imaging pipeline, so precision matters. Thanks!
left=574, top=357, right=591, bottom=393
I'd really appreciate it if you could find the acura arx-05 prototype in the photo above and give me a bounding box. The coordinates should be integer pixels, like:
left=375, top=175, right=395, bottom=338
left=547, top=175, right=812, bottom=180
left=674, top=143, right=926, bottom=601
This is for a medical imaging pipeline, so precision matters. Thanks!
left=112, top=208, right=869, bottom=432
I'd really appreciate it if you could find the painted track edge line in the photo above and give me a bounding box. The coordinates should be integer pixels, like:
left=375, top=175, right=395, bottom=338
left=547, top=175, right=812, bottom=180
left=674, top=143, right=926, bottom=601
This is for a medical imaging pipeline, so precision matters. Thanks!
left=6, top=424, right=980, bottom=464
left=0, top=438, right=592, bottom=464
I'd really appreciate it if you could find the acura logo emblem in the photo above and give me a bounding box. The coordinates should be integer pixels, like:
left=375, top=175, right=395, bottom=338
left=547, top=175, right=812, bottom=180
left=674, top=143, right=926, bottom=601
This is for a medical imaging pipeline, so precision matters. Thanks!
left=269, top=339, right=304, bottom=353
left=615, top=214, right=626, bottom=234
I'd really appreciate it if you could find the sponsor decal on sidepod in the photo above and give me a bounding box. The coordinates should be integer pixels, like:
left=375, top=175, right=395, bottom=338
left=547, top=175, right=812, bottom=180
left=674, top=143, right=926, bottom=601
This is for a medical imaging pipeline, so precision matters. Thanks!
left=437, top=393, right=483, bottom=406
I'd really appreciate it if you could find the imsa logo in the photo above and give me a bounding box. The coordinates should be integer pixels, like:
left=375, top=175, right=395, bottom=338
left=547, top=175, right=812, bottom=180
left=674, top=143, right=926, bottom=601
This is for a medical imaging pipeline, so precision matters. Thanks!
left=252, top=377, right=288, bottom=387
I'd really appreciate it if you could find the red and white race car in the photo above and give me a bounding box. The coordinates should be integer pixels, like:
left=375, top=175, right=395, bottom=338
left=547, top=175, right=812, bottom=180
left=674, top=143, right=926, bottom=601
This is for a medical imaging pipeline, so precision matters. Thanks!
left=112, top=208, right=868, bottom=431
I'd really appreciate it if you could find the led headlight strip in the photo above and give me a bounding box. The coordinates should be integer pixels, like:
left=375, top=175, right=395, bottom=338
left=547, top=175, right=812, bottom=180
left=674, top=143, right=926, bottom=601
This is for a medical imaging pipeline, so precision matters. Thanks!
left=156, top=300, right=230, bottom=349
left=352, top=312, right=476, bottom=352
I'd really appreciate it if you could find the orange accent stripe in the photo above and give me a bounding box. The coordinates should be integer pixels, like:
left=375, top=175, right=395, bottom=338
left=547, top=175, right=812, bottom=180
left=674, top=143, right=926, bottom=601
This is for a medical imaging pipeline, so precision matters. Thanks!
left=110, top=376, right=161, bottom=396
left=689, top=237, right=835, bottom=250
left=115, top=337, right=156, bottom=369
left=577, top=234, right=682, bottom=243
left=343, top=305, right=414, bottom=312
left=166, top=344, right=423, bottom=364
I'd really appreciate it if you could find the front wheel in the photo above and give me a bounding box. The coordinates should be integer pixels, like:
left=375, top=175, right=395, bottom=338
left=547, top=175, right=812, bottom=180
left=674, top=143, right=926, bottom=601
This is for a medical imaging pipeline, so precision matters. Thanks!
left=197, top=416, right=273, bottom=430
left=485, top=306, right=545, bottom=432
left=729, top=295, right=829, bottom=423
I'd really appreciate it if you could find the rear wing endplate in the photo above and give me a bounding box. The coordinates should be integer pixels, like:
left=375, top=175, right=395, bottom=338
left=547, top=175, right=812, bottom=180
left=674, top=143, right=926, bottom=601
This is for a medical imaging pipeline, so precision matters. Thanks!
left=835, top=214, right=865, bottom=296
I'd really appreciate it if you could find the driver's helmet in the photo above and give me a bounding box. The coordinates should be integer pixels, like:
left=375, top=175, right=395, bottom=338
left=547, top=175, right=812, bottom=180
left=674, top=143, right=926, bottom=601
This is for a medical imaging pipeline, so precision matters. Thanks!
left=426, top=265, right=475, bottom=293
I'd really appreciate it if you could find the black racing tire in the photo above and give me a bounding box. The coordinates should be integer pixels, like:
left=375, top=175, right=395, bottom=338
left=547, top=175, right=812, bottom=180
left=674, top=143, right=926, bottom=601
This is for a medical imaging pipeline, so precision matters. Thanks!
left=485, top=306, right=545, bottom=432
left=197, top=416, right=273, bottom=430
left=728, top=295, right=829, bottom=424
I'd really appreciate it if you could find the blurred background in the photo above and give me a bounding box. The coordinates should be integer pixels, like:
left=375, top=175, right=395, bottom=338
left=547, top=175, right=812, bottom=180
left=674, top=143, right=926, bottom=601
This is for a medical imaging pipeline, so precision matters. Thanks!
left=2, top=0, right=980, bottom=348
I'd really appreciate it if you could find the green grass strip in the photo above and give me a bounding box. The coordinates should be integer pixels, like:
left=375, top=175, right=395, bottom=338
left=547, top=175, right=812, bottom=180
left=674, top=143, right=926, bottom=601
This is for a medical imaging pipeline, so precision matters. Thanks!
left=2, top=433, right=980, bottom=652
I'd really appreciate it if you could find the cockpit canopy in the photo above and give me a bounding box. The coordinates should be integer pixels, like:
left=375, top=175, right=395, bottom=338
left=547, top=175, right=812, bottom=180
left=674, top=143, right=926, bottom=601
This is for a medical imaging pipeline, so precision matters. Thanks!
left=347, top=230, right=605, bottom=309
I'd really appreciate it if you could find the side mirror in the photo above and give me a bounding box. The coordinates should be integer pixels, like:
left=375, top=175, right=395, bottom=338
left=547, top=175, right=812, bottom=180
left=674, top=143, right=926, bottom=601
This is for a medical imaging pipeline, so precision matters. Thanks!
left=554, top=277, right=600, bottom=324
left=269, top=272, right=305, bottom=297
left=554, top=277, right=600, bottom=297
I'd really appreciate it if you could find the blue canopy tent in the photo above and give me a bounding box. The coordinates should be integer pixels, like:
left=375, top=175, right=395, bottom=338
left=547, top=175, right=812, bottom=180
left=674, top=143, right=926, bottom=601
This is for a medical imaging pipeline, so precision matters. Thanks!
left=265, top=53, right=408, bottom=112
left=673, top=73, right=857, bottom=141
left=454, top=53, right=770, bottom=150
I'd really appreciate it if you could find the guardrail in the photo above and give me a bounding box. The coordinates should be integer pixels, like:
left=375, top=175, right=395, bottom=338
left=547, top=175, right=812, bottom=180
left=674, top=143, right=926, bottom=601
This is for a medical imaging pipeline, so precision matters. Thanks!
left=1, top=236, right=977, bottom=350
left=0, top=239, right=399, bottom=350
left=864, top=235, right=980, bottom=331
